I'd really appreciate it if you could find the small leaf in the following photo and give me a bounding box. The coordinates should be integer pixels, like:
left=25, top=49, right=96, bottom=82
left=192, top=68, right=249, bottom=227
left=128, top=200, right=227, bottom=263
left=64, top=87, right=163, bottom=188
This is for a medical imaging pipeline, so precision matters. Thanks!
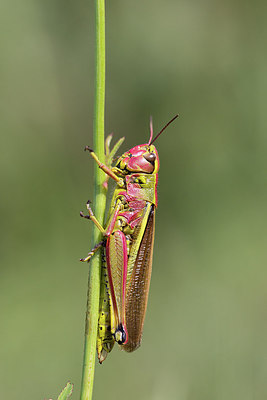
left=108, top=137, right=125, bottom=164
left=105, top=133, right=113, bottom=158
left=56, top=382, right=73, bottom=400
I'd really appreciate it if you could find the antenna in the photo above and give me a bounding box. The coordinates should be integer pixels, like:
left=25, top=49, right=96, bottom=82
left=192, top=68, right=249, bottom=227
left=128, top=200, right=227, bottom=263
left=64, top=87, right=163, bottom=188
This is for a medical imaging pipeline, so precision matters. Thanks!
left=149, top=114, right=179, bottom=145
left=148, top=116, right=154, bottom=145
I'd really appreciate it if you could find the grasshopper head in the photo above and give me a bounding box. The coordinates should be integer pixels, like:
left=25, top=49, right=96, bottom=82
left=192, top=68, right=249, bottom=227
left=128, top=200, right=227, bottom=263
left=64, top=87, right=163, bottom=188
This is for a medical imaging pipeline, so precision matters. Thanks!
left=115, top=144, right=159, bottom=174
left=114, top=115, right=178, bottom=175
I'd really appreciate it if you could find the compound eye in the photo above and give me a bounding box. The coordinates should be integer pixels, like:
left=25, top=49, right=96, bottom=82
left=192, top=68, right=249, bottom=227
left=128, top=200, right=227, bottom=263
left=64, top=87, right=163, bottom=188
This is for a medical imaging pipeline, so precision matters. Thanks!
left=143, top=152, right=156, bottom=165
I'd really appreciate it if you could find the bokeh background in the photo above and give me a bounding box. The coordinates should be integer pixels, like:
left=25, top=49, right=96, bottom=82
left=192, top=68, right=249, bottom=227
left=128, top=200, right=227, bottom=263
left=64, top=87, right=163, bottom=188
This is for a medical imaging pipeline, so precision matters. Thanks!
left=1, top=0, right=266, bottom=399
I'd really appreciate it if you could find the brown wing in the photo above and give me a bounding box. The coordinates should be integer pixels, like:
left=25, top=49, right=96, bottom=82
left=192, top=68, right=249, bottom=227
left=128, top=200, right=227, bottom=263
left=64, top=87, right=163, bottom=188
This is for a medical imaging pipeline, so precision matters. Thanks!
left=122, top=205, right=155, bottom=352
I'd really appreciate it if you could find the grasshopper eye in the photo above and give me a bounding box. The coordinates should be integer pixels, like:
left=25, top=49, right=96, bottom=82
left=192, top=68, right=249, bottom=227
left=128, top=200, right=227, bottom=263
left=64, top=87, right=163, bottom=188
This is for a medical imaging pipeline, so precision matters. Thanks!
left=144, top=152, right=156, bottom=165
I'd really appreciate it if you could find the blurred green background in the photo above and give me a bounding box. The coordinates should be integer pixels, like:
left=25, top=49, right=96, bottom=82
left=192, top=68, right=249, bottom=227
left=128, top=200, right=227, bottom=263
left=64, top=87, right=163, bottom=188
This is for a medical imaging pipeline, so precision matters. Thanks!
left=1, top=0, right=266, bottom=399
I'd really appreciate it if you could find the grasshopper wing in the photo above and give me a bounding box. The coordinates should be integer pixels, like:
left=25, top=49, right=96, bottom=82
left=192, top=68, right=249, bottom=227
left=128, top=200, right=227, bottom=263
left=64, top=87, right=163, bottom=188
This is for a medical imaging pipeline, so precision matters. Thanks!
left=123, top=205, right=155, bottom=352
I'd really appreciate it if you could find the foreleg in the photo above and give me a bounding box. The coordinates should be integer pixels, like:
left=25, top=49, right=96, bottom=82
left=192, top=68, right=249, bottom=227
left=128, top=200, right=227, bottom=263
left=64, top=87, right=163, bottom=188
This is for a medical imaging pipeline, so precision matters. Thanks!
left=84, top=146, right=124, bottom=187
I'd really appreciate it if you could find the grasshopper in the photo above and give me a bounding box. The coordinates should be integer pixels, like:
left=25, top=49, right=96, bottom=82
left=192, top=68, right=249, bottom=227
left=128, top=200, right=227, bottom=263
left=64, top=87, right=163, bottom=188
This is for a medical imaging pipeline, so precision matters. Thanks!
left=81, top=115, right=178, bottom=362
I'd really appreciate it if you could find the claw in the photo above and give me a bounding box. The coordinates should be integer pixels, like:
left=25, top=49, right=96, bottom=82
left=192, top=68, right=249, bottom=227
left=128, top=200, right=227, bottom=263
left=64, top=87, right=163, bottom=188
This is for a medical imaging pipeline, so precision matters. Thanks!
left=80, top=254, right=92, bottom=263
left=84, top=146, right=93, bottom=152
left=80, top=211, right=90, bottom=219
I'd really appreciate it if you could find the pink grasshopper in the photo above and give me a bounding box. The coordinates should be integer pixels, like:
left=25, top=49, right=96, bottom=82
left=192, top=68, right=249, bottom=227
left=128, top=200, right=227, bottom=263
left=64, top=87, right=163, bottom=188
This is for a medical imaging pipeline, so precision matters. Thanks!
left=81, top=115, right=178, bottom=361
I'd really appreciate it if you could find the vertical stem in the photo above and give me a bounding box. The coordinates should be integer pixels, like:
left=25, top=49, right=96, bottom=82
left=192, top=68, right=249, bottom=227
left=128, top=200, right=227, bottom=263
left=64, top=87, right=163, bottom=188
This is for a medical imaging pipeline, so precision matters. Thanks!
left=80, top=1, right=106, bottom=399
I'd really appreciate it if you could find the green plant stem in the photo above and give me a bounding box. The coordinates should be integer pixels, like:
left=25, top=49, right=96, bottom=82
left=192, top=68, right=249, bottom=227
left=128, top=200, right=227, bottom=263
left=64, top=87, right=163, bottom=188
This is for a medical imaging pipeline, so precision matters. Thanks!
left=80, top=1, right=106, bottom=399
